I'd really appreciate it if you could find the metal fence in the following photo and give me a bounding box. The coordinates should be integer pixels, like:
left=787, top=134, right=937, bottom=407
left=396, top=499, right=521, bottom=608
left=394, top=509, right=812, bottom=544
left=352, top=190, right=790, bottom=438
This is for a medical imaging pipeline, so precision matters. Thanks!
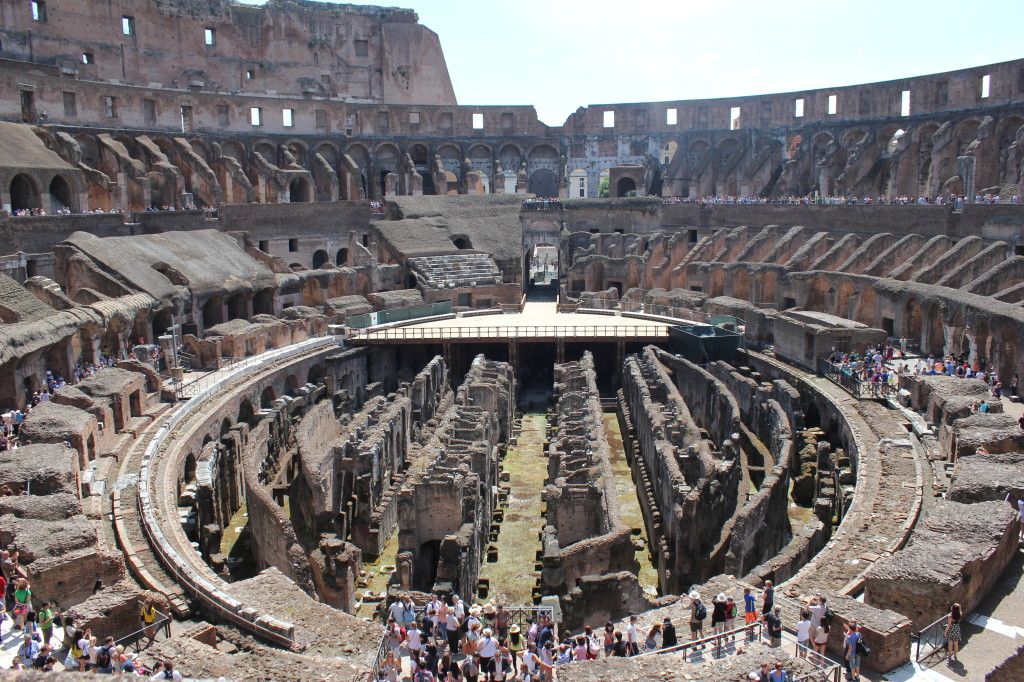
left=635, top=621, right=841, bottom=681
left=349, top=324, right=669, bottom=342
left=913, top=613, right=949, bottom=663
left=113, top=610, right=172, bottom=654
left=637, top=622, right=764, bottom=661
left=347, top=301, right=453, bottom=329
left=818, top=359, right=897, bottom=400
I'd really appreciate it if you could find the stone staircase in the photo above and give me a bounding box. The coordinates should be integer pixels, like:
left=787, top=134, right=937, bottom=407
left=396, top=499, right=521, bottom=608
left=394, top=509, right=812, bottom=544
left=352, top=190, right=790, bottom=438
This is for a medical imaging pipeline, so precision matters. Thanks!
left=409, top=253, right=502, bottom=288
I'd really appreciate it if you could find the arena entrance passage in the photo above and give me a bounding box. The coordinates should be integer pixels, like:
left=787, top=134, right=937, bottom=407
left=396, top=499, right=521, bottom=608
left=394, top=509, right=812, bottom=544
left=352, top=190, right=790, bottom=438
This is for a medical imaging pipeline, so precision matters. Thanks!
left=414, top=540, right=441, bottom=591
left=528, top=169, right=558, bottom=197
left=289, top=177, right=309, bottom=203
left=9, top=173, right=40, bottom=212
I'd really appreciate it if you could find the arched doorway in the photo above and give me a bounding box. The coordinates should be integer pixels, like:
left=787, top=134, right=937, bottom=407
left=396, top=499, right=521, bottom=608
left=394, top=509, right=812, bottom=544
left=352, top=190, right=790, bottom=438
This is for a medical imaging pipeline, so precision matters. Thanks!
left=336, top=248, right=349, bottom=266
left=226, top=294, right=247, bottom=320
left=9, top=174, right=39, bottom=212
left=452, top=236, right=472, bottom=250
left=289, top=177, right=308, bottom=203
left=202, top=297, right=223, bottom=329
left=260, top=386, right=277, bottom=409
left=414, top=540, right=442, bottom=591
left=616, top=177, right=637, bottom=197
left=312, top=249, right=329, bottom=269
left=49, top=175, right=73, bottom=211
left=238, top=399, right=258, bottom=429
left=253, top=288, right=274, bottom=316
left=151, top=308, right=173, bottom=340
left=528, top=169, right=558, bottom=197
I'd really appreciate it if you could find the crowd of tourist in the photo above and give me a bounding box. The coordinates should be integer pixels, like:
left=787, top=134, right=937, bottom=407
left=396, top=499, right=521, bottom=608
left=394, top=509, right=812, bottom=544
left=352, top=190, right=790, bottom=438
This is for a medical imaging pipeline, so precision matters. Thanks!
left=661, top=193, right=1020, bottom=206
left=521, top=199, right=563, bottom=210
left=3, top=207, right=126, bottom=217
left=374, top=585, right=866, bottom=682
left=824, top=340, right=1015, bottom=403
left=0, top=552, right=181, bottom=676
left=0, top=343, right=158, bottom=454
left=4, top=203, right=216, bottom=219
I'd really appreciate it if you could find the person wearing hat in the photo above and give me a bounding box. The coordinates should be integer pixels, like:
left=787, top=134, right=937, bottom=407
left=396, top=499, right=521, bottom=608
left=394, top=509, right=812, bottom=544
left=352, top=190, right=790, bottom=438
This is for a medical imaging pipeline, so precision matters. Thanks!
left=712, top=593, right=728, bottom=636
left=689, top=591, right=707, bottom=645
left=469, top=603, right=484, bottom=631
left=508, top=623, right=522, bottom=653
left=493, top=604, right=508, bottom=640
left=477, top=627, right=499, bottom=680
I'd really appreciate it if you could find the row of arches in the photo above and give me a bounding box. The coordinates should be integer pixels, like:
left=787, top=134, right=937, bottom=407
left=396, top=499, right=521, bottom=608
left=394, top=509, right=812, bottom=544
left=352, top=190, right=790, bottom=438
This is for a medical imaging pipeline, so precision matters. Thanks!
left=685, top=263, right=1024, bottom=381
left=6, top=172, right=77, bottom=212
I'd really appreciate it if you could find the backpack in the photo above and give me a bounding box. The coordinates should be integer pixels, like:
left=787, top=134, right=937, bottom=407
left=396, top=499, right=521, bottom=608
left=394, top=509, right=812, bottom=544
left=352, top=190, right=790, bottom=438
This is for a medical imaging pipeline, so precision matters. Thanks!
left=695, top=602, right=707, bottom=621
left=855, top=634, right=871, bottom=658
left=726, top=603, right=737, bottom=619
left=95, top=646, right=112, bottom=669
left=823, top=606, right=834, bottom=625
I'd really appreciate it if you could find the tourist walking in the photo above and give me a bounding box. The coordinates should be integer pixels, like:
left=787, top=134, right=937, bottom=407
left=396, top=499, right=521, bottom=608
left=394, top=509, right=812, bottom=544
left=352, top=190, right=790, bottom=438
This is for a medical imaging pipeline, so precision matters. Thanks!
left=689, top=591, right=707, bottom=644
left=625, top=615, right=639, bottom=655
left=764, top=607, right=783, bottom=648
left=844, top=621, right=863, bottom=681
left=661, top=617, right=677, bottom=650
left=711, top=593, right=728, bottom=636
left=795, top=610, right=812, bottom=657
left=643, top=622, right=662, bottom=652
left=812, top=617, right=830, bottom=660
left=602, top=622, right=615, bottom=656
left=761, top=580, right=774, bottom=617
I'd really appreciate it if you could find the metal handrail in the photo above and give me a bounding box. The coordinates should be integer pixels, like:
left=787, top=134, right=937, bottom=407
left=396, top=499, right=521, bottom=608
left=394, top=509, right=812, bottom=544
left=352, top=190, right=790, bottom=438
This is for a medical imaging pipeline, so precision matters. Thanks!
left=350, top=325, right=669, bottom=341
left=637, top=621, right=762, bottom=661
left=819, top=359, right=897, bottom=400
left=793, top=664, right=843, bottom=682
left=112, top=610, right=172, bottom=653
left=914, top=613, right=950, bottom=663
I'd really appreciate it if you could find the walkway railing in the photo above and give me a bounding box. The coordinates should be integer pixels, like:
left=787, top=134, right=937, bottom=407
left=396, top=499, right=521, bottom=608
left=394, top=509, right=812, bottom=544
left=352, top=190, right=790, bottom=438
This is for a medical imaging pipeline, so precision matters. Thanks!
left=818, top=359, right=897, bottom=400
left=913, top=613, right=949, bottom=663
left=140, top=337, right=338, bottom=651
left=113, top=610, right=172, bottom=654
left=575, top=298, right=717, bottom=325
left=637, top=622, right=763, bottom=661
left=348, top=325, right=669, bottom=342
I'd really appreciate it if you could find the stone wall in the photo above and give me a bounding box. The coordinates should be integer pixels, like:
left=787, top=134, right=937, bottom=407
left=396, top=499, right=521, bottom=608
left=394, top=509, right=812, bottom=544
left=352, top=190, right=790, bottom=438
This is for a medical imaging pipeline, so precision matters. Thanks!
left=543, top=352, right=639, bottom=601
left=63, top=580, right=167, bottom=642
left=242, top=413, right=318, bottom=599
left=396, top=355, right=514, bottom=597
left=618, top=346, right=740, bottom=593
left=947, top=452, right=1024, bottom=503
left=863, top=499, right=1020, bottom=629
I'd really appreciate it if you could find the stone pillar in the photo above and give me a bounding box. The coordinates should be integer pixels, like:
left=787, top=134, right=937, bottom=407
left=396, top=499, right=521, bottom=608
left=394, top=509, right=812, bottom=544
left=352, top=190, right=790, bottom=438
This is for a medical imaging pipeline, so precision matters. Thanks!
left=958, top=154, right=977, bottom=202
left=117, top=172, right=129, bottom=212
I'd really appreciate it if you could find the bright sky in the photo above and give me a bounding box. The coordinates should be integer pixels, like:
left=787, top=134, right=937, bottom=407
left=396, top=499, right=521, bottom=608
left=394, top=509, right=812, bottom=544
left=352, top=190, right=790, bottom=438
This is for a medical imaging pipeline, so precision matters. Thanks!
left=240, top=0, right=1023, bottom=127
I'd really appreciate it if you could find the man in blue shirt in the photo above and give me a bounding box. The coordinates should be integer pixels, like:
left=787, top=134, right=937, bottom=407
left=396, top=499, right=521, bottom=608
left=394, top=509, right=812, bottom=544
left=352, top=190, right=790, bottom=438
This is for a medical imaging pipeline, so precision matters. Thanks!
left=845, top=621, right=862, bottom=681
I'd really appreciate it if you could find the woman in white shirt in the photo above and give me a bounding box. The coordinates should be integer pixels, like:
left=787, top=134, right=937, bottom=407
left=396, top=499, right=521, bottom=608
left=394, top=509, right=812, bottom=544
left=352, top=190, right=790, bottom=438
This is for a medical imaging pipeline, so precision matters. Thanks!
left=795, top=610, right=813, bottom=658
